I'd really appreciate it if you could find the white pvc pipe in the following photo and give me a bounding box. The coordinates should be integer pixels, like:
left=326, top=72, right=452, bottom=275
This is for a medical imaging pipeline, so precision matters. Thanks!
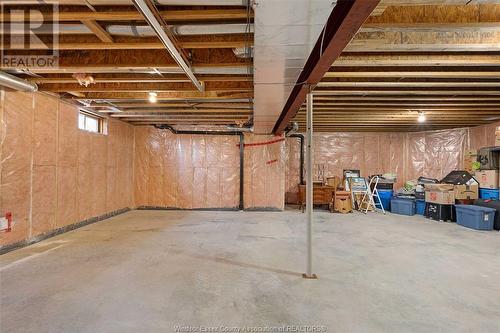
left=305, top=91, right=314, bottom=278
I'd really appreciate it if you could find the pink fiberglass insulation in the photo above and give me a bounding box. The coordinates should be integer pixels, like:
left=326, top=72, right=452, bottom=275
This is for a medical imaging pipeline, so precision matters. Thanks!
left=134, top=128, right=286, bottom=210
left=285, top=125, right=498, bottom=204
left=0, top=91, right=134, bottom=248
left=134, top=126, right=240, bottom=209
left=243, top=134, right=286, bottom=210
left=1, top=90, right=498, bottom=247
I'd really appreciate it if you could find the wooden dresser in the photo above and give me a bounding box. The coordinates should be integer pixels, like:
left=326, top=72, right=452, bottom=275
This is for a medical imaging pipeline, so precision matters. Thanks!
left=298, top=184, right=335, bottom=212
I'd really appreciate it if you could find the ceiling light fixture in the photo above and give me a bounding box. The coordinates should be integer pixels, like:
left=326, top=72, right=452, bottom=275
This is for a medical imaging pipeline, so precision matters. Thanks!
left=418, top=112, right=426, bottom=123
left=148, top=92, right=158, bottom=103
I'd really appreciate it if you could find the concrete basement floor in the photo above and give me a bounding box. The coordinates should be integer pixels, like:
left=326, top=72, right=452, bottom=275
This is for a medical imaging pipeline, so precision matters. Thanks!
left=1, top=208, right=499, bottom=333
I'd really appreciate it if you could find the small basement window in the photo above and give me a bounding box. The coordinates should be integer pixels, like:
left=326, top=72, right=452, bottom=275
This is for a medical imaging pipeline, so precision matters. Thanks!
left=78, top=111, right=104, bottom=134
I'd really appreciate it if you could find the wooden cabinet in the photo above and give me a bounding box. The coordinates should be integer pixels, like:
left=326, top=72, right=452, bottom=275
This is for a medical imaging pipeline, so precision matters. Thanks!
left=298, top=184, right=335, bottom=212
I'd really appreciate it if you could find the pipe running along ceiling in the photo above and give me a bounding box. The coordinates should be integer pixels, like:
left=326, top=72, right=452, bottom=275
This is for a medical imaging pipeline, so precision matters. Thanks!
left=3, top=1, right=499, bottom=131
left=0, top=0, right=255, bottom=127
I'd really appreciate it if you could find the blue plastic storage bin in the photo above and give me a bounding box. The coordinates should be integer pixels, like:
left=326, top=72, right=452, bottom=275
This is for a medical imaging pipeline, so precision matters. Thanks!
left=455, top=205, right=496, bottom=231
left=377, top=189, right=393, bottom=211
left=479, top=188, right=500, bottom=200
left=391, top=198, right=416, bottom=216
left=416, top=200, right=426, bottom=215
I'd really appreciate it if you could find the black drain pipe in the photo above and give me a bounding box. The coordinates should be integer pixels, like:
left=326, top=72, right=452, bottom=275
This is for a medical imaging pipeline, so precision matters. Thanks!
left=288, top=133, right=305, bottom=185
left=154, top=125, right=245, bottom=210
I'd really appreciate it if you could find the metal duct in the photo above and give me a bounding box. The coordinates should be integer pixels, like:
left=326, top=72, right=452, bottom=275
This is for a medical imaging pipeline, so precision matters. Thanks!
left=107, top=24, right=253, bottom=37
left=285, top=122, right=299, bottom=136
left=0, top=71, right=38, bottom=92
left=6, top=66, right=251, bottom=76
left=132, top=0, right=203, bottom=91
left=3, top=23, right=254, bottom=36
left=226, top=125, right=253, bottom=132
left=10, top=0, right=248, bottom=5
left=253, top=0, right=334, bottom=133
left=157, top=0, right=247, bottom=4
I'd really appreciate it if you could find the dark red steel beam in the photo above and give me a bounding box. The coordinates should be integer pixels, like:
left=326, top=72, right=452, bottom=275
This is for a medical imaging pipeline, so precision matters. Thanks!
left=272, top=0, right=381, bottom=134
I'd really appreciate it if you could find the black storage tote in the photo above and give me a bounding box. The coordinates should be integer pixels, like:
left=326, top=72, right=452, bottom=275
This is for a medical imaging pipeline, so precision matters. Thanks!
left=474, top=199, right=500, bottom=230
left=477, top=147, right=500, bottom=170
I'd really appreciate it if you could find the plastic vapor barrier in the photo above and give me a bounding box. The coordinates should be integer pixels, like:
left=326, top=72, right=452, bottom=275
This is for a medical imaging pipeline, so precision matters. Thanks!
left=134, top=128, right=287, bottom=211
left=0, top=91, right=134, bottom=247
left=285, top=125, right=498, bottom=204
left=1, top=90, right=498, bottom=246
left=405, top=129, right=467, bottom=181
left=244, top=134, right=286, bottom=210
left=469, top=122, right=499, bottom=150
left=286, top=132, right=405, bottom=203
left=285, top=137, right=302, bottom=204
left=134, top=126, right=240, bottom=209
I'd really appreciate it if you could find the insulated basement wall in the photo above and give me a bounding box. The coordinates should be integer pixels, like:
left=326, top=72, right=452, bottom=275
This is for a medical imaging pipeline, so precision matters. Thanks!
left=469, top=122, right=499, bottom=150
left=243, top=134, right=285, bottom=210
left=285, top=124, right=499, bottom=204
left=0, top=91, right=134, bottom=248
left=285, top=132, right=405, bottom=203
left=134, top=128, right=286, bottom=210
left=134, top=126, right=240, bottom=209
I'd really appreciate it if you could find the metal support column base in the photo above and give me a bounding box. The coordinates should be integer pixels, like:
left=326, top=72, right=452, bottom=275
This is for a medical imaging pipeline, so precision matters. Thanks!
left=302, top=273, right=318, bottom=279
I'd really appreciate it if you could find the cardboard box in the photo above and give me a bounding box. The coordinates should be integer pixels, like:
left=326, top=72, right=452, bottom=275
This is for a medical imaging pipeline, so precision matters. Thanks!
left=425, top=184, right=455, bottom=205
left=495, top=127, right=500, bottom=146
left=463, top=149, right=477, bottom=173
left=475, top=170, right=499, bottom=189
left=454, top=184, right=479, bottom=200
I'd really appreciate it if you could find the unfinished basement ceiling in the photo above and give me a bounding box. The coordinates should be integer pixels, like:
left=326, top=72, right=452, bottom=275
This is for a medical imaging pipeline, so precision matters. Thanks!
left=291, top=1, right=500, bottom=132
left=1, top=0, right=254, bottom=127
left=1, top=0, right=500, bottom=132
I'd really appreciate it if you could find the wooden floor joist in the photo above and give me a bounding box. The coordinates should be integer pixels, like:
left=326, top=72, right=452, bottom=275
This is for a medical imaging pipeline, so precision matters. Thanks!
left=109, top=109, right=252, bottom=114
left=312, top=96, right=500, bottom=101
left=289, top=2, right=500, bottom=131
left=2, top=1, right=499, bottom=130
left=81, top=20, right=114, bottom=43
left=5, top=40, right=252, bottom=50
left=27, top=76, right=252, bottom=84
left=0, top=9, right=253, bottom=23
left=273, top=0, right=382, bottom=134
left=324, top=71, right=500, bottom=78
left=73, top=91, right=254, bottom=100
left=313, top=90, right=500, bottom=95
left=333, top=54, right=500, bottom=67
left=38, top=81, right=254, bottom=93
